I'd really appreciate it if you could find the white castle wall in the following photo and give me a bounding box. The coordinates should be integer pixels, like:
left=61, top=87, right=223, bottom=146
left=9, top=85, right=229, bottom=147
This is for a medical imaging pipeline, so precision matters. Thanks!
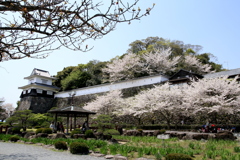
left=54, top=74, right=168, bottom=98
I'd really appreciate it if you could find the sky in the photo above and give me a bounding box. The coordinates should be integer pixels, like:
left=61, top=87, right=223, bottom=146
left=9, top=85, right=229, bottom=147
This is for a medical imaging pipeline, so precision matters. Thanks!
left=1, top=0, right=240, bottom=107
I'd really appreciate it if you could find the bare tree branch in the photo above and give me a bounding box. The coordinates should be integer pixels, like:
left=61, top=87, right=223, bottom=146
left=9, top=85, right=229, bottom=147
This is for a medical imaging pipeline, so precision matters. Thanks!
left=0, top=0, right=154, bottom=61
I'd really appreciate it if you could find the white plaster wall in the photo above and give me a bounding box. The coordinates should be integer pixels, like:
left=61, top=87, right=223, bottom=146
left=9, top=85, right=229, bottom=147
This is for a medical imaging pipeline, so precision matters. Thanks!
left=54, top=75, right=168, bottom=98
left=29, top=77, right=52, bottom=85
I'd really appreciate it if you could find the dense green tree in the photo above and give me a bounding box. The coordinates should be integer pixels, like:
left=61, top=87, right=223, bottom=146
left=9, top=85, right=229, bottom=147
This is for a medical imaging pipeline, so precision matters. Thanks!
left=53, top=66, right=76, bottom=90
left=54, top=60, right=107, bottom=91
left=54, top=37, right=225, bottom=90
left=61, top=70, right=91, bottom=91
left=196, top=53, right=223, bottom=72
left=6, top=110, right=33, bottom=131
left=84, top=60, right=108, bottom=86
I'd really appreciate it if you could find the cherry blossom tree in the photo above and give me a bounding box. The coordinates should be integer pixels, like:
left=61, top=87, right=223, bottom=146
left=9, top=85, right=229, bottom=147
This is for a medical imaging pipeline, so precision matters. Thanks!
left=183, top=76, right=240, bottom=124
left=142, top=48, right=180, bottom=75
left=103, top=48, right=181, bottom=82
left=102, top=53, right=145, bottom=82
left=182, top=55, right=212, bottom=75
left=127, top=83, right=187, bottom=128
left=0, top=98, right=7, bottom=121
left=83, top=90, right=124, bottom=115
left=0, top=0, right=154, bottom=61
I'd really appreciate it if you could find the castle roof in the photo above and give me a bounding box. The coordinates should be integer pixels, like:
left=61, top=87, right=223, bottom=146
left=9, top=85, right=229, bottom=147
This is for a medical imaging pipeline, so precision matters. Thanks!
left=18, top=82, right=60, bottom=91
left=204, top=68, right=240, bottom=79
left=24, top=68, right=56, bottom=80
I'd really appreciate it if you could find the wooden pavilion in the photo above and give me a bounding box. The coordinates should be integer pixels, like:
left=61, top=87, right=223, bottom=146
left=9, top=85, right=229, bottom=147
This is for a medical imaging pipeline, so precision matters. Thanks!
left=48, top=106, right=96, bottom=134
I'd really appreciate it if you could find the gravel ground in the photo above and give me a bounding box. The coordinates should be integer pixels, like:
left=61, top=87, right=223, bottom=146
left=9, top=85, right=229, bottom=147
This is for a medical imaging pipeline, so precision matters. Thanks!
left=0, top=142, right=106, bottom=160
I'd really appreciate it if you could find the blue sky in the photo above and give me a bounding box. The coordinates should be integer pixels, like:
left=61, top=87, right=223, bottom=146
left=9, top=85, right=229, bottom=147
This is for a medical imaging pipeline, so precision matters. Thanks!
left=1, top=0, right=240, bottom=107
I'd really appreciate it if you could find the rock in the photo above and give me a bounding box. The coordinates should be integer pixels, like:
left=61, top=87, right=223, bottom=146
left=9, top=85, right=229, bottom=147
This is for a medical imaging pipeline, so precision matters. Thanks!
left=183, top=133, right=208, bottom=140
left=36, top=133, right=48, bottom=138
left=124, top=130, right=142, bottom=136
left=94, top=132, right=103, bottom=139
left=35, top=143, right=44, bottom=146
left=90, top=153, right=105, bottom=157
left=153, top=130, right=160, bottom=136
left=24, top=132, right=35, bottom=139
left=103, top=134, right=112, bottom=140
left=208, top=134, right=216, bottom=140
left=109, top=138, right=118, bottom=144
left=105, top=155, right=114, bottom=159
left=51, top=133, right=67, bottom=139
left=215, top=131, right=237, bottom=140
left=24, top=142, right=34, bottom=144
left=73, top=134, right=85, bottom=139
left=114, top=155, right=128, bottom=160
left=134, top=158, right=153, bottom=160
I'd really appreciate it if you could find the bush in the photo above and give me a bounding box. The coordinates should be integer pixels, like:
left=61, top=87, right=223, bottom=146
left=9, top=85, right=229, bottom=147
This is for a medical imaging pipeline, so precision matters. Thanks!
left=165, top=153, right=193, bottom=160
left=103, top=129, right=120, bottom=135
left=85, top=130, right=94, bottom=138
left=35, top=128, right=43, bottom=134
left=159, top=129, right=166, bottom=134
left=70, top=128, right=83, bottom=138
left=9, top=135, right=20, bottom=142
left=234, top=146, right=240, bottom=152
left=12, top=127, right=21, bottom=134
left=54, top=141, right=68, bottom=150
left=34, top=126, right=41, bottom=129
left=70, top=142, right=89, bottom=154
left=41, top=128, right=53, bottom=134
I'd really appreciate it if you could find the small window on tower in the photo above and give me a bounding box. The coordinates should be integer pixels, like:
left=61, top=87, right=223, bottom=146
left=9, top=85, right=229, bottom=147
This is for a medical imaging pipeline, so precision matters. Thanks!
left=47, top=91, right=53, bottom=95
left=41, top=79, right=48, bottom=84
left=37, top=89, right=43, bottom=94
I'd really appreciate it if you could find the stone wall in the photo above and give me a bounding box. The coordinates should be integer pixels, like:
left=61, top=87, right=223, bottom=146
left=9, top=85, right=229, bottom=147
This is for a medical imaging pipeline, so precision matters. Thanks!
left=51, top=84, right=158, bottom=109
left=18, top=96, right=55, bottom=113
left=18, top=83, right=160, bottom=113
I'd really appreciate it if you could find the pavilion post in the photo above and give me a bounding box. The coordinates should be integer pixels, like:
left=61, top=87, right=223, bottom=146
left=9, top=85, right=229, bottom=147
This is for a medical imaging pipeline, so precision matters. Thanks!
left=74, top=114, right=76, bottom=130
left=86, top=114, right=89, bottom=123
left=54, top=113, right=58, bottom=132
left=54, top=113, right=57, bottom=122
left=66, top=114, right=69, bottom=134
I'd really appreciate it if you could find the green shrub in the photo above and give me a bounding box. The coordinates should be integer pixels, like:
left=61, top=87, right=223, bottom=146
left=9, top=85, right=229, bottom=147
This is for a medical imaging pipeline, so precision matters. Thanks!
left=85, top=130, right=94, bottom=138
left=54, top=141, right=68, bottom=150
left=42, top=128, right=53, bottom=134
left=103, top=129, right=120, bottom=135
left=12, top=127, right=21, bottom=134
left=234, top=146, right=240, bottom=152
left=34, top=126, right=41, bottom=129
left=36, top=128, right=43, bottom=134
left=165, top=153, right=193, bottom=160
left=159, top=129, right=166, bottom=134
left=70, top=128, right=83, bottom=138
left=70, top=142, right=89, bottom=154
left=9, top=135, right=20, bottom=142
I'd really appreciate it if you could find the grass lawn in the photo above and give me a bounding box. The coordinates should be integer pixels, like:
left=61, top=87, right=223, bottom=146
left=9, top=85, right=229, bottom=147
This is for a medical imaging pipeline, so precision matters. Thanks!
left=1, top=132, right=240, bottom=159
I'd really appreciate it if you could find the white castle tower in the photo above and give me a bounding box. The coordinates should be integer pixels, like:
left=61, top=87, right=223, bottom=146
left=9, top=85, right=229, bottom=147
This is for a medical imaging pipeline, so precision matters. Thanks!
left=18, top=68, right=60, bottom=113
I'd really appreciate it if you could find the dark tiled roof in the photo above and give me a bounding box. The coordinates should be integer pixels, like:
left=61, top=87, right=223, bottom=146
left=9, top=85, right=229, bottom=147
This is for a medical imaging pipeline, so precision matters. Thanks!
left=48, top=106, right=96, bottom=115
left=204, top=68, right=240, bottom=79
left=31, top=68, right=51, bottom=77
left=34, top=82, right=60, bottom=90
left=169, top=69, right=203, bottom=80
